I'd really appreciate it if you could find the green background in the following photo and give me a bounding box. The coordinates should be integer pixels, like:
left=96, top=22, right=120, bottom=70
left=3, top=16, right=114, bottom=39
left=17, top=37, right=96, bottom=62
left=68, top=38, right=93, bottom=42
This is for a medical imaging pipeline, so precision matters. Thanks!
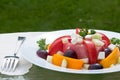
left=0, top=0, right=120, bottom=33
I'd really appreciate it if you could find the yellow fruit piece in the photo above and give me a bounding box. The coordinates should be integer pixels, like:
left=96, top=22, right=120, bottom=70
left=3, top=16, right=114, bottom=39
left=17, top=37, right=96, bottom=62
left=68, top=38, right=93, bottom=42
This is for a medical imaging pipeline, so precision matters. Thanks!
left=117, top=57, right=120, bottom=64
left=100, top=47, right=120, bottom=68
left=52, top=54, right=84, bottom=69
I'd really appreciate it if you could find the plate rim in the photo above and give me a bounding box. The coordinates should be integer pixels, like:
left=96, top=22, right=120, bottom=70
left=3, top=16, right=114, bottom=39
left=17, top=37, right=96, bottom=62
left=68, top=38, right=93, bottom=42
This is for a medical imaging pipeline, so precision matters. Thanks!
left=20, top=29, right=120, bottom=74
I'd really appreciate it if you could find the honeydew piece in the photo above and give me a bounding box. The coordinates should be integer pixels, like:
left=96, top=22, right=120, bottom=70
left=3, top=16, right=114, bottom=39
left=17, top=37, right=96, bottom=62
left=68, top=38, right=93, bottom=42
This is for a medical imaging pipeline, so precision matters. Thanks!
left=62, top=38, right=69, bottom=44
left=92, top=39, right=104, bottom=47
left=57, top=51, right=64, bottom=55
left=108, top=44, right=116, bottom=50
left=61, top=59, right=67, bottom=68
left=83, top=64, right=90, bottom=69
left=46, top=55, right=53, bottom=63
left=92, top=33, right=102, bottom=40
left=98, top=52, right=105, bottom=60
left=85, top=35, right=92, bottom=39
left=81, top=58, right=89, bottom=63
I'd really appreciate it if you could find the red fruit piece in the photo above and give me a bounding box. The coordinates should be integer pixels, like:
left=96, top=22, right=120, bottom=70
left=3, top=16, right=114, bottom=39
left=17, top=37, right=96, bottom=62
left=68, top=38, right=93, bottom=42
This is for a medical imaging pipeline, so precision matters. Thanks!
left=96, top=46, right=104, bottom=52
left=76, top=28, right=80, bottom=34
left=84, top=40, right=98, bottom=64
left=63, top=42, right=73, bottom=53
left=97, top=32, right=110, bottom=48
left=70, top=44, right=88, bottom=59
left=48, top=35, right=71, bottom=55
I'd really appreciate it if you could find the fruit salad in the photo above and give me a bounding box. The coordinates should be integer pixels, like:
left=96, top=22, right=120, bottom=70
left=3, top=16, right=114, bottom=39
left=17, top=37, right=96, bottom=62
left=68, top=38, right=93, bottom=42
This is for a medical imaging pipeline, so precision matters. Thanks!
left=37, top=28, right=120, bottom=70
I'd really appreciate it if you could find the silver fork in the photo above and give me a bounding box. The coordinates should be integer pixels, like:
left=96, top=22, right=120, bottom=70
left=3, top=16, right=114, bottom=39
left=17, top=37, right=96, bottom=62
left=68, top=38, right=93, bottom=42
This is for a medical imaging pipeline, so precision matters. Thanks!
left=1, top=36, right=26, bottom=72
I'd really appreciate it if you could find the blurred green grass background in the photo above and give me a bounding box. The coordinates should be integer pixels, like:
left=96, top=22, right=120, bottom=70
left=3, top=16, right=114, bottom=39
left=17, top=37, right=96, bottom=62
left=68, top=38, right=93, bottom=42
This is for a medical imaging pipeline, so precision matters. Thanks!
left=0, top=0, right=120, bottom=33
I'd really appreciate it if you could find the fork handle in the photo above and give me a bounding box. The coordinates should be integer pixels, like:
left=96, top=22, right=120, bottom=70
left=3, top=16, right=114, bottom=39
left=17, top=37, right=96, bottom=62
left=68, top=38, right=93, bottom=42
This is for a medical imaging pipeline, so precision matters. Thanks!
left=14, top=36, right=26, bottom=56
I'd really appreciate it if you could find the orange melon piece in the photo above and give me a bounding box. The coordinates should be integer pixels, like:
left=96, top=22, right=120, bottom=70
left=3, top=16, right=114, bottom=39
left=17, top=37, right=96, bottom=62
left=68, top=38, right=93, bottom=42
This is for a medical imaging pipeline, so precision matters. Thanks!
left=52, top=54, right=84, bottom=69
left=52, top=54, right=64, bottom=66
left=100, top=47, right=120, bottom=68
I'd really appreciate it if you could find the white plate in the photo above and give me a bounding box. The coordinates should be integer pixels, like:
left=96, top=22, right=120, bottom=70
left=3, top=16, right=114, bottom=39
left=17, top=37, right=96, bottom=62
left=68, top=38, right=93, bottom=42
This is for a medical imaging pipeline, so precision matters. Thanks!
left=20, top=29, right=120, bottom=74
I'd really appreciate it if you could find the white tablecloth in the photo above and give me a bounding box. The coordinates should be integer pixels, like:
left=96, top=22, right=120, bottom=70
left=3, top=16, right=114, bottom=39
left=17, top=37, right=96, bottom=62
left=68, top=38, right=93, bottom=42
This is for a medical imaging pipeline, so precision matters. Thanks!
left=0, top=32, right=46, bottom=75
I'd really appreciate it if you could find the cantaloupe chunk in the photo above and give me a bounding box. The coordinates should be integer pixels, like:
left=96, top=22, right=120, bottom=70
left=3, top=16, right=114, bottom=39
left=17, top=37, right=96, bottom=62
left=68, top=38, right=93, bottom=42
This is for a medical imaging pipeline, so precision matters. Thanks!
left=52, top=54, right=84, bottom=69
left=100, top=47, right=120, bottom=68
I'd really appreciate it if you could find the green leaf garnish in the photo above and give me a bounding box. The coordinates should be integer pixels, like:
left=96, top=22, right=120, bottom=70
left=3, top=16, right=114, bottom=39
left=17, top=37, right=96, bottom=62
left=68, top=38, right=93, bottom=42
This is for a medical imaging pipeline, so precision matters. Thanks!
left=37, top=38, right=47, bottom=50
left=90, top=29, right=96, bottom=34
left=79, top=28, right=96, bottom=38
left=111, top=38, right=120, bottom=44
left=79, top=28, right=88, bottom=38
